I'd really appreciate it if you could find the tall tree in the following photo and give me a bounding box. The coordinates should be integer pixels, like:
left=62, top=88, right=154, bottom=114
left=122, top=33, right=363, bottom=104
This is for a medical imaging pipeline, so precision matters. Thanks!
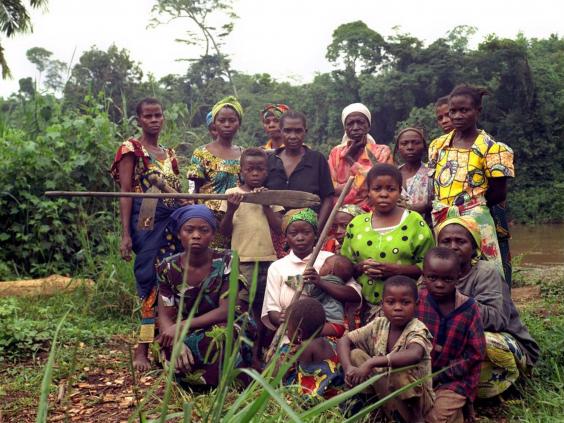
left=63, top=45, right=143, bottom=121
left=151, top=0, right=239, bottom=96
left=0, top=0, right=48, bottom=78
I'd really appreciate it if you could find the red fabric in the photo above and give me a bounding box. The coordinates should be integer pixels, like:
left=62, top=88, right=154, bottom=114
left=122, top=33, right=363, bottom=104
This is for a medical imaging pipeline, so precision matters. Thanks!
left=110, top=138, right=179, bottom=188
left=326, top=323, right=346, bottom=338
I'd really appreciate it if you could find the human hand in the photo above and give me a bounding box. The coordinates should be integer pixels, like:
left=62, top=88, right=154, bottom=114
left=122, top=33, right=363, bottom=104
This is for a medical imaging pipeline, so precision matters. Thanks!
left=175, top=344, right=195, bottom=373
left=397, top=195, right=409, bottom=209
left=157, top=324, right=177, bottom=349
left=347, top=136, right=366, bottom=158
left=302, top=267, right=320, bottom=286
left=358, top=259, right=384, bottom=278
left=345, top=363, right=372, bottom=386
left=120, top=234, right=133, bottom=261
left=279, top=310, right=286, bottom=325
left=372, top=262, right=397, bottom=278
left=226, top=192, right=244, bottom=211
left=252, top=187, right=267, bottom=193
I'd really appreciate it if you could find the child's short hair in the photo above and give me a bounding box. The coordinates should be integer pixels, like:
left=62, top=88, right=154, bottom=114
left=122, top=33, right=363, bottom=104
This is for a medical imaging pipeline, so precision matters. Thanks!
left=322, top=255, right=354, bottom=281
left=423, top=247, right=461, bottom=269
left=136, top=97, right=163, bottom=116
left=449, top=84, right=489, bottom=108
left=240, top=147, right=268, bottom=166
left=280, top=110, right=307, bottom=129
left=383, top=275, right=418, bottom=301
left=435, top=96, right=449, bottom=108
left=287, top=297, right=325, bottom=339
left=366, top=163, right=402, bottom=188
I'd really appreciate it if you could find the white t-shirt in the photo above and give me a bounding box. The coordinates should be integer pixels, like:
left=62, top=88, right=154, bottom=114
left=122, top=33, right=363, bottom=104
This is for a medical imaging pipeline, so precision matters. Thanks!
left=261, top=250, right=363, bottom=330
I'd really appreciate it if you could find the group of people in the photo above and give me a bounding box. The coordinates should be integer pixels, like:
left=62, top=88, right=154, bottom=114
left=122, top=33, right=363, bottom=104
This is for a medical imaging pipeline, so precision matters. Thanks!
left=110, top=84, right=539, bottom=422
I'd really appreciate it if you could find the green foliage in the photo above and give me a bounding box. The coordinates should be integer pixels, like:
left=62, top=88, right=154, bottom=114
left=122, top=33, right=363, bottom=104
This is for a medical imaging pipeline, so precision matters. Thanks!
left=0, top=93, right=192, bottom=279
left=0, top=298, right=51, bottom=361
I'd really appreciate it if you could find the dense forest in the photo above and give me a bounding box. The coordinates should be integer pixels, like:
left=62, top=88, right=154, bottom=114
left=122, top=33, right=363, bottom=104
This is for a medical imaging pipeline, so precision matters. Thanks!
left=1, top=19, right=563, bottom=280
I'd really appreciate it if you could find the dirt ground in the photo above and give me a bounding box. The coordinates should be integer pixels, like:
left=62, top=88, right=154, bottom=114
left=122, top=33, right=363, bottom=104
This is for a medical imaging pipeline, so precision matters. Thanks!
left=0, top=287, right=544, bottom=422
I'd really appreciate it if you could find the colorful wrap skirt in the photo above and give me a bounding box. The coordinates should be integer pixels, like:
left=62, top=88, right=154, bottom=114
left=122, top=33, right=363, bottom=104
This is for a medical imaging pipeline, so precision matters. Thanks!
left=478, top=331, right=527, bottom=398
left=279, top=342, right=344, bottom=403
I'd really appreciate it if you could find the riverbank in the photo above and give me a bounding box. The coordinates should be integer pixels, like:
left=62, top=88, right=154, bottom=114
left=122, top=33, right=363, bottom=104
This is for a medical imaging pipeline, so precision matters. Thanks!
left=1, top=265, right=563, bottom=422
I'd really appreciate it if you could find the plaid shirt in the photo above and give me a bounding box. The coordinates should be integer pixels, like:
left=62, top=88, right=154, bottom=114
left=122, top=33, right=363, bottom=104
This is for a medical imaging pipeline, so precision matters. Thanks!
left=416, top=288, right=486, bottom=400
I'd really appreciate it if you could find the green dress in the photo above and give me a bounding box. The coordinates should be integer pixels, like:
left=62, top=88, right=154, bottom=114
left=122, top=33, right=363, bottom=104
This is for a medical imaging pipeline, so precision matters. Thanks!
left=341, top=210, right=434, bottom=305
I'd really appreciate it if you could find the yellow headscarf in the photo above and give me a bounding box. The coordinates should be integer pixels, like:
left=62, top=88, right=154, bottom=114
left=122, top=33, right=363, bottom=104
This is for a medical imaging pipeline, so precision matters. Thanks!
left=436, top=216, right=482, bottom=259
left=211, top=96, right=244, bottom=121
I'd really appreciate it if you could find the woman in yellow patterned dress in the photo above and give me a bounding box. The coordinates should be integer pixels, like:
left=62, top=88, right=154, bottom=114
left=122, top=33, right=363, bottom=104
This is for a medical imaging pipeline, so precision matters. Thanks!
left=428, top=85, right=514, bottom=276
left=187, top=96, right=244, bottom=248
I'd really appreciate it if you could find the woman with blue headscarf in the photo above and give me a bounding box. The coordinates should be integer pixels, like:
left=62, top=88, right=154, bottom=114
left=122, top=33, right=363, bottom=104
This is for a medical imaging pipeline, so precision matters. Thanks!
left=156, top=205, right=253, bottom=387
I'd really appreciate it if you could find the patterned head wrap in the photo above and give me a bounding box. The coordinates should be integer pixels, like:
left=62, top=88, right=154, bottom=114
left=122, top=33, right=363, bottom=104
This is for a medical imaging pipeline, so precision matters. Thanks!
left=211, top=96, right=244, bottom=121
left=170, top=204, right=218, bottom=233
left=282, top=208, right=318, bottom=234
left=337, top=204, right=364, bottom=218
left=341, top=103, right=371, bottom=126
left=436, top=216, right=482, bottom=258
left=261, top=104, right=289, bottom=121
left=205, top=111, right=214, bottom=128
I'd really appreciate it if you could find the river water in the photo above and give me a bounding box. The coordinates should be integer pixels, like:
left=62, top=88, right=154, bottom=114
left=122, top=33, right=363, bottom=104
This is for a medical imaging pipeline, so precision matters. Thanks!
left=510, top=224, right=564, bottom=267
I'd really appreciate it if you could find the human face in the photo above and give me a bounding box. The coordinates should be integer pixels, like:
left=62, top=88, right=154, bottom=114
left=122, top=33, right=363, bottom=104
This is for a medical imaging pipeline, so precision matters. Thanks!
left=435, top=103, right=454, bottom=134
left=178, top=218, right=214, bottom=254
left=449, top=95, right=480, bottom=132
left=138, top=103, right=164, bottom=136
left=214, top=107, right=240, bottom=140
left=281, top=117, right=307, bottom=151
left=262, top=115, right=282, bottom=139
left=241, top=156, right=267, bottom=189
left=367, top=175, right=401, bottom=215
left=437, top=224, right=475, bottom=269
left=423, top=256, right=460, bottom=302
left=344, top=112, right=370, bottom=143
left=382, top=285, right=417, bottom=328
left=286, top=220, right=315, bottom=258
left=397, top=130, right=425, bottom=164
left=331, top=211, right=354, bottom=245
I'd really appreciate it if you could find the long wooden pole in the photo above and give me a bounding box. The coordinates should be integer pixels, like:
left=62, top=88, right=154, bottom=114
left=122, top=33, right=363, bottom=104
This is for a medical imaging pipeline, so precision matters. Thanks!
left=265, top=176, right=355, bottom=361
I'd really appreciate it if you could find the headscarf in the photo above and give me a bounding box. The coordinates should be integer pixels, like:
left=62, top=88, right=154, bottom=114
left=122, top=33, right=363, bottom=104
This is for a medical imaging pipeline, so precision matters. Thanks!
left=338, top=204, right=364, bottom=218
left=205, top=111, right=214, bottom=128
left=211, top=96, right=244, bottom=121
left=261, top=104, right=289, bottom=121
left=341, top=103, right=371, bottom=126
left=170, top=204, right=218, bottom=233
left=281, top=208, right=318, bottom=234
left=435, top=216, right=482, bottom=259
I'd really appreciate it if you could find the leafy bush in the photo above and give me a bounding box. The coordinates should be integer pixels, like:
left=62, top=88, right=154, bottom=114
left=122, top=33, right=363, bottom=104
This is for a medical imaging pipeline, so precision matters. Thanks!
left=0, top=298, right=51, bottom=361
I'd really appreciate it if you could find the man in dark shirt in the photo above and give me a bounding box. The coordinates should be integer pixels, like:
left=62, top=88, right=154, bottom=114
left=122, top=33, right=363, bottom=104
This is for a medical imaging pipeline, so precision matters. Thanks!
left=266, top=110, right=335, bottom=231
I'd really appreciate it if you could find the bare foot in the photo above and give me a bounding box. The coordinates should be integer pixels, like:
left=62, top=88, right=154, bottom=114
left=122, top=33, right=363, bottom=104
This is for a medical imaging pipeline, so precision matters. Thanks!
left=133, top=343, right=151, bottom=372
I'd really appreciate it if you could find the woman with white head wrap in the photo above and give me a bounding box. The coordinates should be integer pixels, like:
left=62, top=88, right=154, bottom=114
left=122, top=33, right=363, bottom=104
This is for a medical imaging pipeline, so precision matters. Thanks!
left=328, top=103, right=393, bottom=209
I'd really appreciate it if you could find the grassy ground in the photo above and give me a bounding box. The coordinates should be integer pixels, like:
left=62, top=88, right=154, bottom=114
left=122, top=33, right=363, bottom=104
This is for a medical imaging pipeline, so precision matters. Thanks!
left=1, top=262, right=563, bottom=422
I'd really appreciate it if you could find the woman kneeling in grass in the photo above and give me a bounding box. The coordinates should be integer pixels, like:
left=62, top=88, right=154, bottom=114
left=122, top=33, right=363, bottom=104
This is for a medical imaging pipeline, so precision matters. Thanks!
left=436, top=215, right=539, bottom=398
left=156, top=205, right=253, bottom=388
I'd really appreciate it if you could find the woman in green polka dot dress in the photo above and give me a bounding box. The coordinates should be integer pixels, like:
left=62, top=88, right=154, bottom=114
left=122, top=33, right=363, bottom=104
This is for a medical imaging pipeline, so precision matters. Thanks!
left=342, top=164, right=434, bottom=327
